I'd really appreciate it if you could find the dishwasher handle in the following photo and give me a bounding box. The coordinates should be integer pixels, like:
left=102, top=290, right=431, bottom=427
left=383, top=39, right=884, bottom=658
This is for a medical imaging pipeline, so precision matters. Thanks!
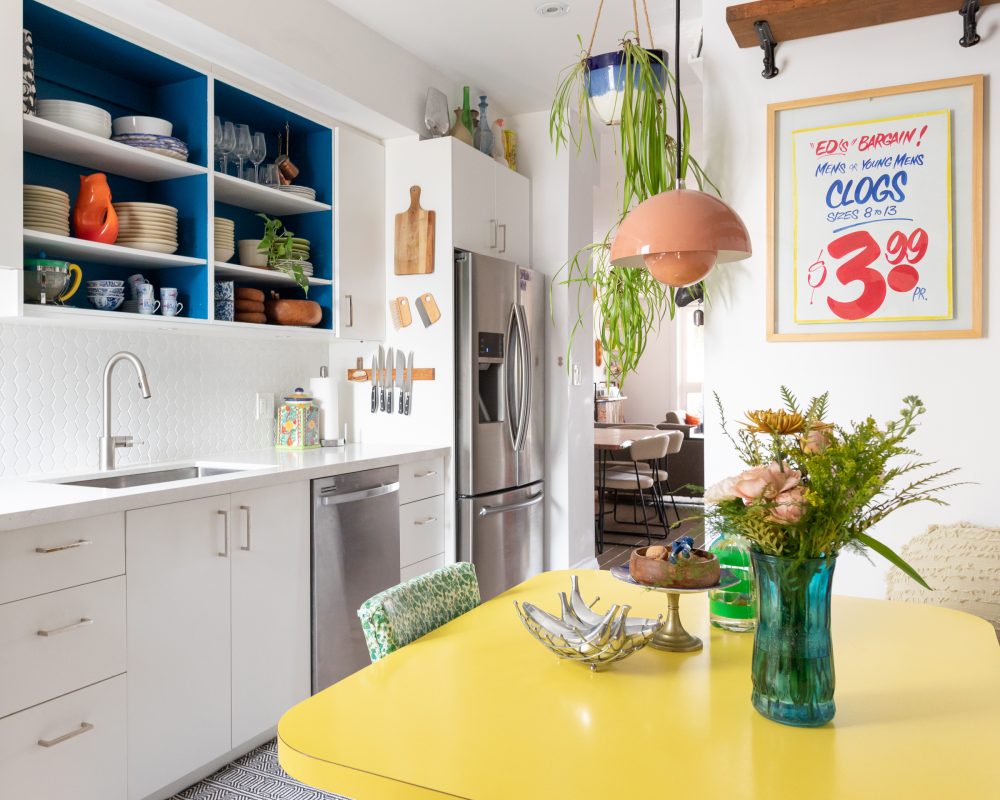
left=319, top=482, right=400, bottom=506
left=478, top=490, right=544, bottom=517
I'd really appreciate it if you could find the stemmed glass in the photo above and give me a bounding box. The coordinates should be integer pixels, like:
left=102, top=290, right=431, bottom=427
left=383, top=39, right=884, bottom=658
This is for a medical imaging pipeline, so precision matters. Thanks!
left=232, top=124, right=252, bottom=181
left=218, top=121, right=236, bottom=175
left=250, top=132, right=267, bottom=183
left=213, top=116, right=223, bottom=171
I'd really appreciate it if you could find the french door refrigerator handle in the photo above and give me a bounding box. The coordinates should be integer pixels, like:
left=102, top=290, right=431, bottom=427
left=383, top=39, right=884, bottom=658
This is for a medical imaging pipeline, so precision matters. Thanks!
left=514, top=303, right=531, bottom=452
left=505, top=304, right=520, bottom=450
left=478, top=490, right=545, bottom=517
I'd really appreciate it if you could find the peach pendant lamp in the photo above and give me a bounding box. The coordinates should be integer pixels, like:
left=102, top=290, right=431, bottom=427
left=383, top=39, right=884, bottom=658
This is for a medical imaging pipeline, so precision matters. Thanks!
left=609, top=1, right=751, bottom=287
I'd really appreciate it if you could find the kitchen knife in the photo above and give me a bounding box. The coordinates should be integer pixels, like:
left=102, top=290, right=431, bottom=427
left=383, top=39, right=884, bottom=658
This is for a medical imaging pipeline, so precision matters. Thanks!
left=377, top=345, right=385, bottom=411
left=369, top=354, right=378, bottom=413
left=404, top=350, right=414, bottom=415
left=386, top=347, right=395, bottom=414
left=396, top=350, right=406, bottom=416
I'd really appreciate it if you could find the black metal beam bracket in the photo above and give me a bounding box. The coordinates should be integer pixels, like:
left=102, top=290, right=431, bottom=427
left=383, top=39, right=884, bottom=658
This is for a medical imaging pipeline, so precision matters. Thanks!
left=960, top=0, right=981, bottom=47
left=754, top=20, right=779, bottom=78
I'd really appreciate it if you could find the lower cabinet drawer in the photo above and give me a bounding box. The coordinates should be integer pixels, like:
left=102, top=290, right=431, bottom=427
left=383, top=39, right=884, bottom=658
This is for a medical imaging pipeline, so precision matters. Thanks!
left=400, top=495, right=445, bottom=569
left=0, top=576, right=126, bottom=718
left=401, top=553, right=446, bottom=582
left=0, top=513, right=125, bottom=605
left=0, top=674, right=126, bottom=800
left=398, top=457, right=445, bottom=505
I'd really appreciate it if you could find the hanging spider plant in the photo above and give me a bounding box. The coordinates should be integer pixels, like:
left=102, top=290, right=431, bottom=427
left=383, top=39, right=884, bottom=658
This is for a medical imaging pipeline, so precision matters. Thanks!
left=549, top=35, right=717, bottom=385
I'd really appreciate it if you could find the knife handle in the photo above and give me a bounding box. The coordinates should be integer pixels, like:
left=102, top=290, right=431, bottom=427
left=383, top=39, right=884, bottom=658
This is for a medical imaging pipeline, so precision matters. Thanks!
left=370, top=384, right=377, bottom=413
left=387, top=386, right=394, bottom=414
left=379, top=388, right=385, bottom=412
left=404, top=393, right=411, bottom=416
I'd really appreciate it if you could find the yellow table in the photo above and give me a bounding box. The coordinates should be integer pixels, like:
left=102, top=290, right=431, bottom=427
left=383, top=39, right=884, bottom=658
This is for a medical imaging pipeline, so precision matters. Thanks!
left=279, top=569, right=1000, bottom=799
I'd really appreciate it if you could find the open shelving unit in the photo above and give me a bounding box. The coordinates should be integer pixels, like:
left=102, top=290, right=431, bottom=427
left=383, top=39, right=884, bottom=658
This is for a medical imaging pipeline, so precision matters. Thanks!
left=17, top=0, right=337, bottom=335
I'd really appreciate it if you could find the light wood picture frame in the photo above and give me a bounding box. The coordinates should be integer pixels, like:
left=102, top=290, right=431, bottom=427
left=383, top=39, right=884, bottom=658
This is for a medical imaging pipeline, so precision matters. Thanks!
left=767, top=75, right=983, bottom=341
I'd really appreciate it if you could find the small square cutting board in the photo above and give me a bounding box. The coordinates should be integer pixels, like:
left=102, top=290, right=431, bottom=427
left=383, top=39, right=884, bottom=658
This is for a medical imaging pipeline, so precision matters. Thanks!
left=394, top=185, right=435, bottom=275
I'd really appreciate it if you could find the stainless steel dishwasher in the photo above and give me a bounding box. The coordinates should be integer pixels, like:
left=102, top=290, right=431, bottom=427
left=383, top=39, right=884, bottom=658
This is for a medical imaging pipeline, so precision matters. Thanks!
left=312, top=466, right=400, bottom=693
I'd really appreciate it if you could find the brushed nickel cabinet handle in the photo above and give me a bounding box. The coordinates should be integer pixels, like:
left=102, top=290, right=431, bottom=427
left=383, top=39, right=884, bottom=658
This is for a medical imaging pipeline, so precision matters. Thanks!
left=490, top=219, right=498, bottom=248
left=38, top=722, right=94, bottom=748
left=414, top=470, right=438, bottom=478
left=344, top=294, right=354, bottom=327
left=36, top=539, right=92, bottom=554
left=240, top=505, right=251, bottom=552
left=498, top=222, right=507, bottom=254
left=217, top=510, right=229, bottom=558
left=414, top=517, right=438, bottom=526
left=37, top=618, right=93, bottom=637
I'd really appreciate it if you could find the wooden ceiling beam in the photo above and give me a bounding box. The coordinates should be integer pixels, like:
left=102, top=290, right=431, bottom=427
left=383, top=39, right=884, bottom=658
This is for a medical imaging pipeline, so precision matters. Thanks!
left=727, top=0, right=999, bottom=49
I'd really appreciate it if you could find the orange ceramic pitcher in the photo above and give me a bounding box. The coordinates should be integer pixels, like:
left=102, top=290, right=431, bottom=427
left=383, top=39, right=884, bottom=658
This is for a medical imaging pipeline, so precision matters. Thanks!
left=73, top=173, right=118, bottom=243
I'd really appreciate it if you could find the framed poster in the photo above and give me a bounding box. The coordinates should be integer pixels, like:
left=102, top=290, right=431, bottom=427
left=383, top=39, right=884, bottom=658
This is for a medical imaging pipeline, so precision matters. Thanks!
left=767, top=76, right=983, bottom=341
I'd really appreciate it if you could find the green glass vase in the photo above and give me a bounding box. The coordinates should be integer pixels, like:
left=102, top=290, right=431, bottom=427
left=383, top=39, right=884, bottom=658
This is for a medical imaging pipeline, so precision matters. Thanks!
left=750, top=551, right=836, bottom=727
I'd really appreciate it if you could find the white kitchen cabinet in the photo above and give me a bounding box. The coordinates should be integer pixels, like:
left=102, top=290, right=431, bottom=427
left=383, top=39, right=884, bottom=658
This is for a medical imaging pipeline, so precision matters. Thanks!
left=0, top=675, right=126, bottom=800
left=230, top=482, right=311, bottom=746
left=493, top=163, right=531, bottom=264
left=125, top=495, right=232, bottom=800
left=337, top=127, right=386, bottom=341
left=452, top=141, right=530, bottom=265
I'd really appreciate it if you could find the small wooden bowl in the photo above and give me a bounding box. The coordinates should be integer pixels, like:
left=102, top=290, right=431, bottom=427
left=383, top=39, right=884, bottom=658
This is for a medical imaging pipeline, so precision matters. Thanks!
left=264, top=298, right=322, bottom=327
left=629, top=546, right=721, bottom=589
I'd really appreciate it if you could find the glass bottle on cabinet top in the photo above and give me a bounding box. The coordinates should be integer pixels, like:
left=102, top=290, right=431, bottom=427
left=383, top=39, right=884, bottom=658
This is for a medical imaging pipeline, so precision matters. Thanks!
left=449, top=108, right=473, bottom=145
left=708, top=530, right=756, bottom=632
left=474, top=96, right=494, bottom=156
left=460, top=86, right=474, bottom=135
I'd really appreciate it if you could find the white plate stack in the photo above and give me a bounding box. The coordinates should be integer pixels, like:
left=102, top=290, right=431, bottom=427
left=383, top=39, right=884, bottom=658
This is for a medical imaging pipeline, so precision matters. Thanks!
left=113, top=202, right=178, bottom=254
left=37, top=99, right=112, bottom=138
left=23, top=185, right=70, bottom=236
left=214, top=217, right=235, bottom=262
left=275, top=185, right=317, bottom=201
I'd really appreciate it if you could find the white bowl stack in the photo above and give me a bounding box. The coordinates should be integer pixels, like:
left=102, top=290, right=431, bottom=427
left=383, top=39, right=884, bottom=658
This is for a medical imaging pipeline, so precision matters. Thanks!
left=214, top=217, right=235, bottom=262
left=37, top=99, right=112, bottom=138
left=113, top=202, right=178, bottom=254
left=23, top=185, right=70, bottom=236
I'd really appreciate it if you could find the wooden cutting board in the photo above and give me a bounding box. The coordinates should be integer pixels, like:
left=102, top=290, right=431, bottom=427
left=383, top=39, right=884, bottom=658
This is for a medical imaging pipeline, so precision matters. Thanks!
left=394, top=185, right=435, bottom=275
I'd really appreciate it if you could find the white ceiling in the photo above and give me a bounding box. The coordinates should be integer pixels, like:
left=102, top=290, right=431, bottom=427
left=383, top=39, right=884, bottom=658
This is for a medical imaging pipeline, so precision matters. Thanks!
left=326, top=0, right=704, bottom=114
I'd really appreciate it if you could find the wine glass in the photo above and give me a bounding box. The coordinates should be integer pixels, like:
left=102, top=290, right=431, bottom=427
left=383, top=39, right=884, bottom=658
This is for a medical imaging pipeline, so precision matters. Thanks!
left=250, top=132, right=267, bottom=183
left=219, top=121, right=236, bottom=175
left=232, top=124, right=252, bottom=181
left=213, top=116, right=223, bottom=171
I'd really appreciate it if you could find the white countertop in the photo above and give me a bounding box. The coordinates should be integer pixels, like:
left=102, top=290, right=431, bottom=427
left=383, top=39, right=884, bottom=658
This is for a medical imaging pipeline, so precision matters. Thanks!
left=0, top=443, right=450, bottom=532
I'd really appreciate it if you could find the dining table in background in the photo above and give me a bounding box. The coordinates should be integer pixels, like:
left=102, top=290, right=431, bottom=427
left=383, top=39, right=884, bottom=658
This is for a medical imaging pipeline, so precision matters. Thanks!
left=278, top=569, right=1000, bottom=799
left=593, top=425, right=663, bottom=550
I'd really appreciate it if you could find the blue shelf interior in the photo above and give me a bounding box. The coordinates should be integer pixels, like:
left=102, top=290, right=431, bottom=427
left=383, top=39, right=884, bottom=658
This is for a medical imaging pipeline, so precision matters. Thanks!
left=25, top=0, right=208, bottom=167
left=213, top=80, right=334, bottom=329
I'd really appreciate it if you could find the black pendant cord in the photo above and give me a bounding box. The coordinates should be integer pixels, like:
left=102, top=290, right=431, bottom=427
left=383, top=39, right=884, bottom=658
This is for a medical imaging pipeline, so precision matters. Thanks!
left=675, top=0, right=682, bottom=187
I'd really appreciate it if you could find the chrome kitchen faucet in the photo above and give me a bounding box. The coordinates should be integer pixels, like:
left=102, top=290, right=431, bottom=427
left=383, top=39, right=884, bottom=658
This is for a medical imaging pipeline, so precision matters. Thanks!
left=100, top=351, right=152, bottom=471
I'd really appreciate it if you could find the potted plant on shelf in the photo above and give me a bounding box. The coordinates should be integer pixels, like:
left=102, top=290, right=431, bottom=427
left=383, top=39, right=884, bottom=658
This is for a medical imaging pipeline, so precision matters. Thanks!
left=257, top=213, right=309, bottom=295
left=704, top=389, right=960, bottom=727
left=549, top=25, right=717, bottom=383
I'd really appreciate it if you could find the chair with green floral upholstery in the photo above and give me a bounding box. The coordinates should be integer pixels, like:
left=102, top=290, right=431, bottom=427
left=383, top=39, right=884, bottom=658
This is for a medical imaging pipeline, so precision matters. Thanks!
left=357, top=562, right=481, bottom=662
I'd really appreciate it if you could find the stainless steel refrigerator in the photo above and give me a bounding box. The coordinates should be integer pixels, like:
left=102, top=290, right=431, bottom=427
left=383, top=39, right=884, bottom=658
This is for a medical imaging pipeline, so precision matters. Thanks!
left=456, top=251, right=544, bottom=601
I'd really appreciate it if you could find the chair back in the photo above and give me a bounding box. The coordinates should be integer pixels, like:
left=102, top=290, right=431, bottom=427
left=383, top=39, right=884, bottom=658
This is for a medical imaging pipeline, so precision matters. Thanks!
left=358, top=562, right=481, bottom=662
left=658, top=429, right=684, bottom=455
left=885, top=522, right=1000, bottom=637
left=627, top=432, right=670, bottom=462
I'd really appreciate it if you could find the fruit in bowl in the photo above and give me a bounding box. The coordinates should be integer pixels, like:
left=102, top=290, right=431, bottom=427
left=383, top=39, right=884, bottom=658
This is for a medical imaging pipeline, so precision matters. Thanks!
left=629, top=536, right=720, bottom=589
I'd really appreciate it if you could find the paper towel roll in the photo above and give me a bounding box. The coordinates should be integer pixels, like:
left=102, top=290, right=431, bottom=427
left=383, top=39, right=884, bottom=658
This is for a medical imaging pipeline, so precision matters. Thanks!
left=310, top=375, right=339, bottom=442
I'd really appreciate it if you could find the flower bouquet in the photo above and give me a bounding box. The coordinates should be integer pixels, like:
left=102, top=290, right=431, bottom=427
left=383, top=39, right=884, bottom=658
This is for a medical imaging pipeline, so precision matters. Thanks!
left=705, top=388, right=958, bottom=727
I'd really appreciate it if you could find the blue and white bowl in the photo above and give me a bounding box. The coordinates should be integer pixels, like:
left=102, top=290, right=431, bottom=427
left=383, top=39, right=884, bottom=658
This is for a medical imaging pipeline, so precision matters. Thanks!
left=88, top=287, right=125, bottom=296
left=88, top=294, right=124, bottom=311
left=86, top=279, right=125, bottom=289
left=214, top=280, right=234, bottom=301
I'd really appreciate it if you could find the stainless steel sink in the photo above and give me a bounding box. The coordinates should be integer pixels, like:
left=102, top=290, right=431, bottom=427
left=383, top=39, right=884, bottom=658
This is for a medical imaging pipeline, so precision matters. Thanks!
left=55, top=466, right=249, bottom=490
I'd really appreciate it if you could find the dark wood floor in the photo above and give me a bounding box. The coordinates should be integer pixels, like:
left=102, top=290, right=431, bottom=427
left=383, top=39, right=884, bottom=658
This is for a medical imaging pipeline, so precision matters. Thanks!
left=595, top=497, right=705, bottom=570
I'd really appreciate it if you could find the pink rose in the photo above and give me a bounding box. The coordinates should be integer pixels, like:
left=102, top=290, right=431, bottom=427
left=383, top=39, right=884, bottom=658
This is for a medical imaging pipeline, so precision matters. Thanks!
left=733, top=462, right=801, bottom=504
left=801, top=426, right=833, bottom=454
left=705, top=476, right=738, bottom=504
left=770, top=485, right=805, bottom=524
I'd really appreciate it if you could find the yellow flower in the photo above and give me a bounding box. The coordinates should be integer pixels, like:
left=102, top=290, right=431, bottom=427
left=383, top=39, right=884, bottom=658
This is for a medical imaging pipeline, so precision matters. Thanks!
left=743, top=409, right=805, bottom=435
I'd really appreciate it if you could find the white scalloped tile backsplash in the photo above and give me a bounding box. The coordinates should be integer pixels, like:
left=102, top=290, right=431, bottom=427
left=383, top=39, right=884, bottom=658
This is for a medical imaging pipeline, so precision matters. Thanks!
left=0, top=322, right=327, bottom=477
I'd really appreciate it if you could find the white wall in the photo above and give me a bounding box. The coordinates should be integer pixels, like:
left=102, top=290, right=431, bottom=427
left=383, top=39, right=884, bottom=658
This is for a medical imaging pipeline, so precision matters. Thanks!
left=702, top=6, right=998, bottom=597
left=514, top=111, right=597, bottom=570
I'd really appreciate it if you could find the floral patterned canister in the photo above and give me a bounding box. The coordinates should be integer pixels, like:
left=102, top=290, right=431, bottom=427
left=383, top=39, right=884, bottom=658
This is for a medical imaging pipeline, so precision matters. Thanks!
left=23, top=30, right=36, bottom=116
left=275, top=389, right=321, bottom=450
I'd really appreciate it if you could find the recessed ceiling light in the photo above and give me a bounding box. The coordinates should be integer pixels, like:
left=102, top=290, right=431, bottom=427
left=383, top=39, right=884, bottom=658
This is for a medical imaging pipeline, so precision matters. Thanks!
left=536, top=2, right=570, bottom=18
